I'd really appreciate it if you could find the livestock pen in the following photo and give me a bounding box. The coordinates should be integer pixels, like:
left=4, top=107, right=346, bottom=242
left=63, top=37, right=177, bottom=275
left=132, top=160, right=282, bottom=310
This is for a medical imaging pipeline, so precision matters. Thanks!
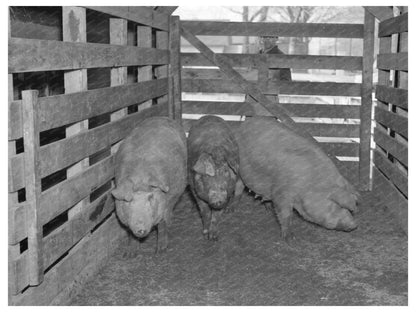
left=8, top=6, right=408, bottom=305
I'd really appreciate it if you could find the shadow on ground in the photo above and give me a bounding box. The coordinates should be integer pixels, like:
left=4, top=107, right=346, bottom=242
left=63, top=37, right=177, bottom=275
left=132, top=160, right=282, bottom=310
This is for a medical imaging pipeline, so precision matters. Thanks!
left=68, top=190, right=407, bottom=305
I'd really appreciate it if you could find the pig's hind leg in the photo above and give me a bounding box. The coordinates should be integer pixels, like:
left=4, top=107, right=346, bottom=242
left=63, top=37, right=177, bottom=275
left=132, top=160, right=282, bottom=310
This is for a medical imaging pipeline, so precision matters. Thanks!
left=209, top=209, right=223, bottom=241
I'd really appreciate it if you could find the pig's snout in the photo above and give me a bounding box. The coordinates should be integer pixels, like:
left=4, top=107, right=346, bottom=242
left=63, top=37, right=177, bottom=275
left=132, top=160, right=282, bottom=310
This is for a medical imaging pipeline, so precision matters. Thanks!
left=334, top=211, right=358, bottom=232
left=132, top=227, right=150, bottom=238
left=208, top=189, right=228, bottom=210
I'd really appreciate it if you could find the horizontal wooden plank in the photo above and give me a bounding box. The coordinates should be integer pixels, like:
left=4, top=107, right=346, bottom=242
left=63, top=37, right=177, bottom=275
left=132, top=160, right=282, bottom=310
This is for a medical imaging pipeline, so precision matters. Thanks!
left=9, top=38, right=169, bottom=73
left=182, top=79, right=362, bottom=97
left=183, top=68, right=258, bottom=81
left=377, top=52, right=408, bottom=71
left=319, top=142, right=359, bottom=157
left=8, top=203, right=28, bottom=245
left=182, top=101, right=360, bottom=119
left=84, top=6, right=169, bottom=31
left=374, top=106, right=408, bottom=137
left=375, top=85, right=408, bottom=109
left=373, top=150, right=407, bottom=197
left=181, top=21, right=364, bottom=38
left=297, top=122, right=360, bottom=138
left=39, top=155, right=115, bottom=226
left=379, top=12, right=408, bottom=37
left=372, top=167, right=407, bottom=234
left=11, top=213, right=126, bottom=305
left=183, top=118, right=359, bottom=138
left=8, top=153, right=24, bottom=192
left=39, top=103, right=167, bottom=178
left=43, top=188, right=114, bottom=270
left=9, top=79, right=168, bottom=140
left=374, top=127, right=408, bottom=166
left=181, top=53, right=363, bottom=70
left=9, top=247, right=29, bottom=295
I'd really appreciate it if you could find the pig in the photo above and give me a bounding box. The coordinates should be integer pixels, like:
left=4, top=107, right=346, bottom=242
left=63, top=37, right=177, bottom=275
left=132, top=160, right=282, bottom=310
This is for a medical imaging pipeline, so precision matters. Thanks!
left=188, top=115, right=239, bottom=241
left=112, top=117, right=187, bottom=253
left=235, top=116, right=359, bottom=242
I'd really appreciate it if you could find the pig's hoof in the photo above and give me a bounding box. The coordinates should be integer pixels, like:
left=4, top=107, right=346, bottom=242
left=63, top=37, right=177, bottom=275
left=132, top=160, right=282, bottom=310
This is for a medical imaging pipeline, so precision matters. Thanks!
left=208, top=231, right=219, bottom=241
left=282, top=232, right=297, bottom=247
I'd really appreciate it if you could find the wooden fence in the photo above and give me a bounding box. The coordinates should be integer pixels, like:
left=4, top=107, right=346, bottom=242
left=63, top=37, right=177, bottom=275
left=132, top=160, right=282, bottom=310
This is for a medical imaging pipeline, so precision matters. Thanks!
left=180, top=18, right=375, bottom=188
left=372, top=8, right=408, bottom=233
left=8, top=6, right=179, bottom=305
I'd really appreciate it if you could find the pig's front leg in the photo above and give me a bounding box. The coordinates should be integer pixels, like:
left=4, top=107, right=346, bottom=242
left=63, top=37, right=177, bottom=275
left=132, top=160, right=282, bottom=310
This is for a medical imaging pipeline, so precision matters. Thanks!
left=209, top=209, right=223, bottom=241
left=195, top=197, right=211, bottom=238
left=123, top=231, right=140, bottom=259
left=156, top=219, right=168, bottom=254
left=271, top=190, right=296, bottom=245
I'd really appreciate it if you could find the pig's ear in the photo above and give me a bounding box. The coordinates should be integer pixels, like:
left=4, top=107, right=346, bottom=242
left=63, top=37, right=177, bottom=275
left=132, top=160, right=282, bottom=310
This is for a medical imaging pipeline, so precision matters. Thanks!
left=193, top=154, right=215, bottom=177
left=329, top=188, right=357, bottom=213
left=148, top=174, right=169, bottom=193
left=112, top=179, right=134, bottom=202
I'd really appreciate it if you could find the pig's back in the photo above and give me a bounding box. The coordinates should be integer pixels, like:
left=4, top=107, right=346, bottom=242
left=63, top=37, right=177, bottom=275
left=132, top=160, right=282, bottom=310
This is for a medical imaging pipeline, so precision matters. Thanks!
left=187, top=115, right=238, bottom=167
left=116, top=117, right=187, bottom=193
left=236, top=117, right=340, bottom=197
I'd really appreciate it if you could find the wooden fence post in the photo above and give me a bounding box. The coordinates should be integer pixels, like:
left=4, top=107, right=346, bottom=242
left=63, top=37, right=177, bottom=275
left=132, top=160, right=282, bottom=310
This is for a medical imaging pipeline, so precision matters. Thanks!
left=156, top=30, right=169, bottom=109
left=169, top=15, right=182, bottom=122
left=22, top=90, right=44, bottom=285
left=359, top=10, right=375, bottom=191
left=137, top=26, right=153, bottom=110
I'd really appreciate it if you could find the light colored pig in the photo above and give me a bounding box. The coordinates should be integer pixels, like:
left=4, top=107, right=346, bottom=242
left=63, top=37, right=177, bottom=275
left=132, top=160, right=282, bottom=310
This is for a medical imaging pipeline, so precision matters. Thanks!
left=112, top=117, right=187, bottom=253
left=235, top=117, right=359, bottom=242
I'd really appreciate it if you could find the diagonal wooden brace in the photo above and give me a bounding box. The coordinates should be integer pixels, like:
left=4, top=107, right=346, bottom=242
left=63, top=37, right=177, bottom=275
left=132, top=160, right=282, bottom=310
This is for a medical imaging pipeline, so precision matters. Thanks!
left=180, top=25, right=342, bottom=167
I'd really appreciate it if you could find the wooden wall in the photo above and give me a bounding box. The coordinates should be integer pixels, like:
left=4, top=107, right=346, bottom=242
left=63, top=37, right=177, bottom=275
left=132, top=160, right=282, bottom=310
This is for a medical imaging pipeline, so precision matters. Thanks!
left=372, top=8, right=408, bottom=233
left=8, top=6, right=174, bottom=305
left=180, top=19, right=373, bottom=188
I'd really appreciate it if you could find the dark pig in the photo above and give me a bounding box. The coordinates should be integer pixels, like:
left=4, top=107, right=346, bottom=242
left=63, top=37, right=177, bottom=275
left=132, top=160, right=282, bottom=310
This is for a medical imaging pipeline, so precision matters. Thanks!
left=188, top=115, right=239, bottom=241
left=235, top=117, right=359, bottom=242
left=112, top=117, right=187, bottom=253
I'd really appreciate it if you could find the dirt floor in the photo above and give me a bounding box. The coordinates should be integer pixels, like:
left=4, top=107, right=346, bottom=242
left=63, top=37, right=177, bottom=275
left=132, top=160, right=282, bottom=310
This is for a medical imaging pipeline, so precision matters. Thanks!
left=68, top=189, right=408, bottom=306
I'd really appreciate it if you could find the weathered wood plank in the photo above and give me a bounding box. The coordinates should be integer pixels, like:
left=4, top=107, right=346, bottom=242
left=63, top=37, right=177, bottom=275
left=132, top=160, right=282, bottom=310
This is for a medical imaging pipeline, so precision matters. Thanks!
left=372, top=167, right=407, bottom=234
left=39, top=155, right=115, bottom=226
left=319, top=142, right=359, bottom=157
left=9, top=245, right=29, bottom=295
left=374, top=106, right=408, bottom=138
left=84, top=6, right=169, bottom=31
left=180, top=21, right=364, bottom=38
left=377, top=52, right=408, bottom=71
left=373, top=150, right=407, bottom=197
left=42, top=188, right=114, bottom=270
left=182, top=79, right=362, bottom=97
left=39, top=103, right=167, bottom=178
left=359, top=11, right=375, bottom=191
left=8, top=202, right=28, bottom=245
left=183, top=118, right=359, bottom=138
left=22, top=90, right=44, bottom=285
left=156, top=31, right=169, bottom=107
left=379, top=12, right=408, bottom=37
left=182, top=101, right=360, bottom=119
left=8, top=79, right=168, bottom=140
left=181, top=53, right=363, bottom=70
left=10, top=213, right=126, bottom=305
left=9, top=38, right=169, bottom=73
left=137, top=26, right=153, bottom=109
left=363, top=6, right=393, bottom=21
left=8, top=153, right=24, bottom=192
left=182, top=67, right=258, bottom=81
left=170, top=16, right=183, bottom=122
left=375, top=85, right=408, bottom=109
left=374, top=127, right=407, bottom=166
